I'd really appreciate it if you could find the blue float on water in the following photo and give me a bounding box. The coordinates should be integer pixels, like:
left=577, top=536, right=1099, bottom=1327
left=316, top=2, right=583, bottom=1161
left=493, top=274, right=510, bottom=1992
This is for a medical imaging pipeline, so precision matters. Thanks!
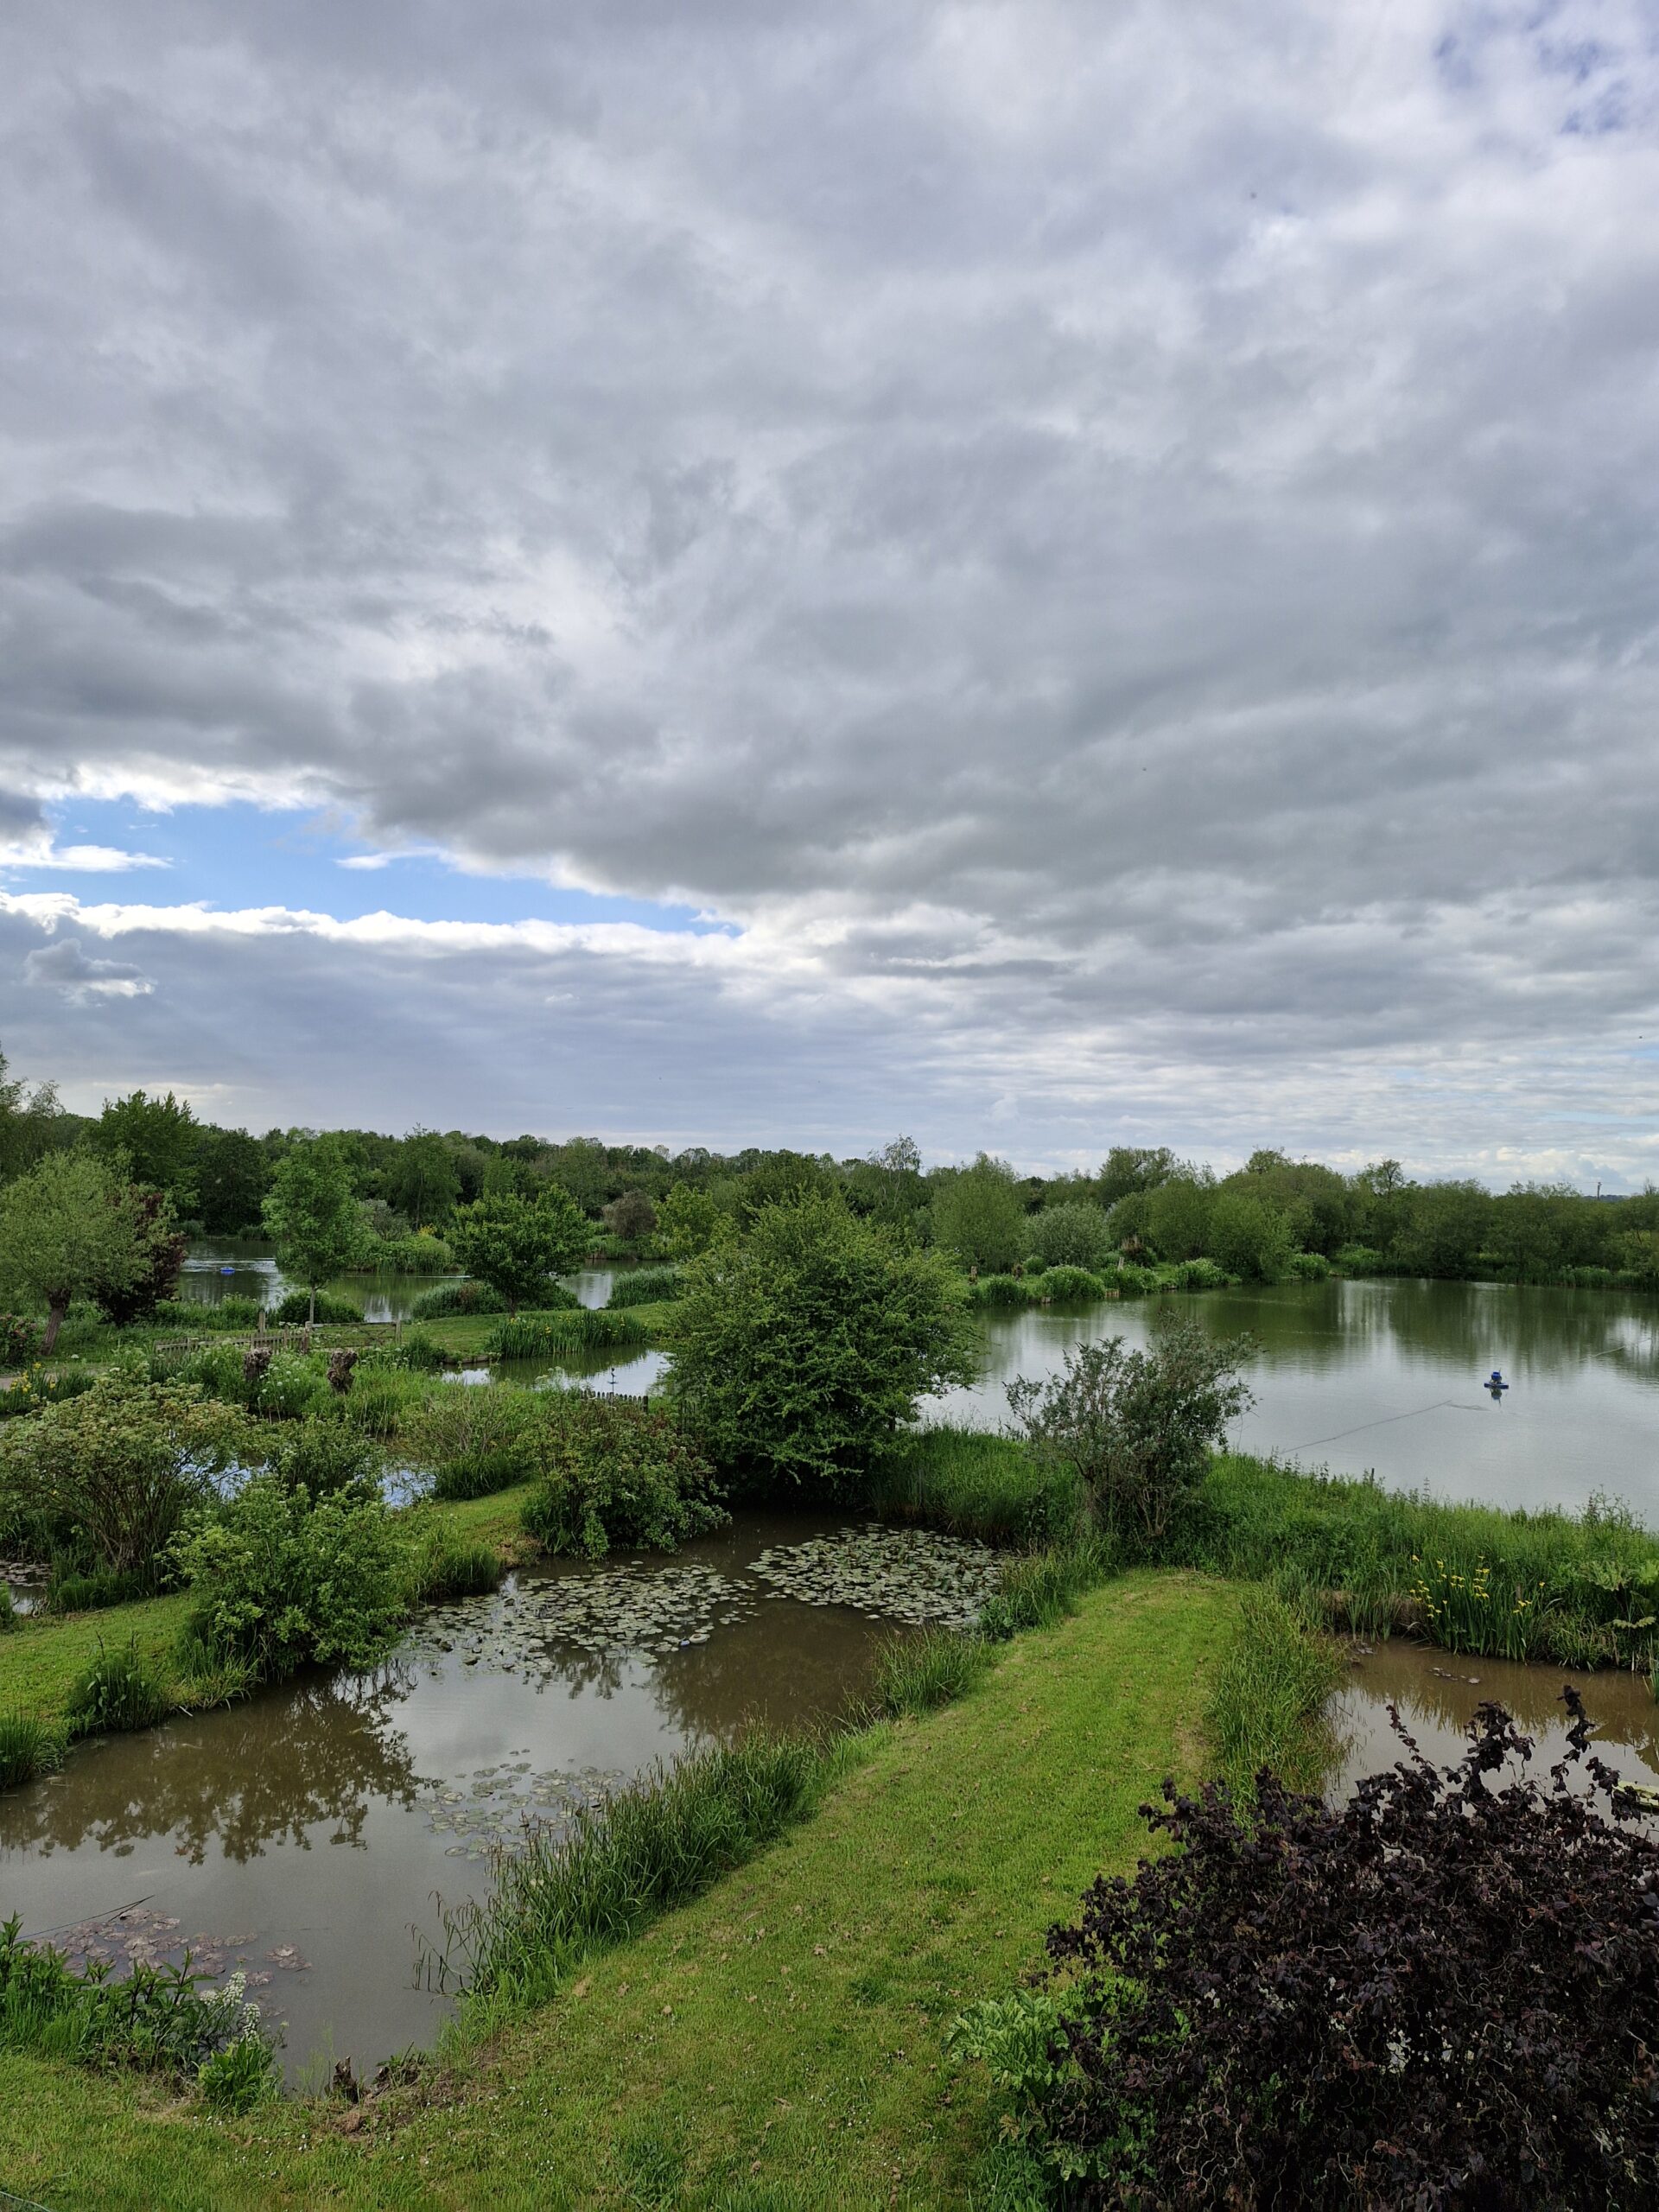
left=219, top=1266, right=236, bottom=1275
left=1487, top=1369, right=1509, bottom=1392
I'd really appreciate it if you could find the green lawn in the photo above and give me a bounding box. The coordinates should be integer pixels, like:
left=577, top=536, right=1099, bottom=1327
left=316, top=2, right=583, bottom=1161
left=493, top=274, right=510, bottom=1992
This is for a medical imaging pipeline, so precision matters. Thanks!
left=0, top=1570, right=1238, bottom=2209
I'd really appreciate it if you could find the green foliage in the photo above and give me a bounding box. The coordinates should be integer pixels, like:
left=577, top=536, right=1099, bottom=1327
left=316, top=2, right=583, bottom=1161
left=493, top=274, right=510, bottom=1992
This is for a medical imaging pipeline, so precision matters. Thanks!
left=455, top=1734, right=824, bottom=2016
left=386, top=1128, right=462, bottom=1230
left=1168, top=1255, right=1231, bottom=1290
left=363, top=1232, right=455, bottom=1273
left=671, top=1192, right=981, bottom=1491
left=197, top=2025, right=280, bottom=2114
left=1035, top=1264, right=1108, bottom=1302
left=264, top=1419, right=384, bottom=1496
left=0, top=1312, right=41, bottom=1363
left=90, top=1187, right=188, bottom=1326
left=194, top=1128, right=270, bottom=1236
left=153, top=1294, right=264, bottom=1331
left=1007, top=1318, right=1254, bottom=1551
left=448, top=1186, right=590, bottom=1313
left=1096, top=1147, right=1181, bottom=1207
left=0, top=1713, right=65, bottom=1789
left=408, top=1522, right=505, bottom=1601
left=0, top=1149, right=153, bottom=1352
left=262, top=1137, right=364, bottom=1309
left=931, top=1154, right=1029, bottom=1274
left=173, top=1471, right=410, bottom=1681
left=521, top=1398, right=728, bottom=1558
left=0, top=1918, right=276, bottom=2097
left=1027, top=1202, right=1113, bottom=1274
left=486, top=1307, right=646, bottom=1357
left=866, top=1426, right=1084, bottom=1546
left=602, top=1188, right=658, bottom=1244
left=969, top=1272, right=1041, bottom=1307
left=405, top=1381, right=542, bottom=1499
left=1205, top=1586, right=1344, bottom=1797
left=1283, top=1249, right=1331, bottom=1279
left=92, top=1090, right=200, bottom=1210
left=270, top=1287, right=363, bottom=1325
left=607, top=1264, right=682, bottom=1307
left=254, top=1349, right=332, bottom=1421
left=660, top=1185, right=726, bottom=1261
left=1112, top=1262, right=1159, bottom=1294
left=1206, top=1189, right=1296, bottom=1282
left=1143, top=1173, right=1216, bottom=1262
left=64, top=1638, right=170, bottom=1736
left=409, top=1278, right=513, bottom=1319
left=867, top=1628, right=992, bottom=1719
left=47, top=1566, right=148, bottom=1614
left=978, top=1539, right=1117, bottom=1643
left=0, top=1367, right=248, bottom=1581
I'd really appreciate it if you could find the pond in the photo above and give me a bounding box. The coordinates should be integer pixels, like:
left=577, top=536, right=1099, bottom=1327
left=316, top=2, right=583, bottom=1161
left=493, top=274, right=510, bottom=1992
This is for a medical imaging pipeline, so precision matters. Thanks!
left=928, top=1277, right=1659, bottom=1520
left=176, top=1243, right=620, bottom=1325
left=0, top=1514, right=998, bottom=2082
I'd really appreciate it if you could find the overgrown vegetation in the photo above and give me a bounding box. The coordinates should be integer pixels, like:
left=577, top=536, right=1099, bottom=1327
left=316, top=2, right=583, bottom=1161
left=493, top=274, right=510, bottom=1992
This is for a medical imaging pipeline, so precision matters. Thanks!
left=521, top=1397, right=728, bottom=1557
left=486, top=1307, right=647, bottom=1357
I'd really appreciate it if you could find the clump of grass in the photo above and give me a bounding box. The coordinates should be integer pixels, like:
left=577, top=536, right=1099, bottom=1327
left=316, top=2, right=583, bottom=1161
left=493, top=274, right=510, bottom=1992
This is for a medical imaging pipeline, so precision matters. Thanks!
left=867, top=1628, right=992, bottom=1719
left=606, top=1266, right=682, bottom=1309
left=968, top=1274, right=1042, bottom=1309
left=452, top=1733, right=824, bottom=2017
left=868, top=1426, right=1083, bottom=1546
left=0, top=1714, right=66, bottom=1789
left=414, top=1536, right=504, bottom=1602
left=173, top=1631, right=255, bottom=1712
left=1205, top=1585, right=1345, bottom=1799
left=979, top=1537, right=1117, bottom=1642
left=431, top=1446, right=533, bottom=1503
left=63, top=1639, right=171, bottom=1738
left=486, top=1309, right=648, bottom=1357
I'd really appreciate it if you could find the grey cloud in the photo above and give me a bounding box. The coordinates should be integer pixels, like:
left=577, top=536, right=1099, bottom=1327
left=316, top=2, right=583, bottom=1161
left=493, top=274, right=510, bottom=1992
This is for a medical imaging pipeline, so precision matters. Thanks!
left=1, top=0, right=1657, bottom=1165
left=22, top=935, right=155, bottom=1001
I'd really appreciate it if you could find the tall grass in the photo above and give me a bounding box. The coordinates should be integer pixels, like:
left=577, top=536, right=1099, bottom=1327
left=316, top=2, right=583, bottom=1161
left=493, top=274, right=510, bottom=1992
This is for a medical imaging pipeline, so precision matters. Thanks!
left=63, top=1641, right=171, bottom=1738
left=978, top=1537, right=1117, bottom=1642
left=1200, top=1454, right=1659, bottom=1670
left=867, top=1629, right=992, bottom=1719
left=1205, top=1586, right=1345, bottom=1799
left=451, top=1734, right=823, bottom=2018
left=486, top=1309, right=648, bottom=1357
left=606, top=1266, right=683, bottom=1308
left=868, top=1426, right=1083, bottom=1545
left=0, top=1715, right=65, bottom=1789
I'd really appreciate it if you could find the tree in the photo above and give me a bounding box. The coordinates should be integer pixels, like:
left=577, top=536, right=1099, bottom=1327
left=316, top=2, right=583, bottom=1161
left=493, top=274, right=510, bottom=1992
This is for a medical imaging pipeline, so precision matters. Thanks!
left=1206, top=1190, right=1296, bottom=1282
left=661, top=1184, right=725, bottom=1261
left=671, top=1191, right=980, bottom=1489
left=93, top=1090, right=200, bottom=1211
left=602, top=1188, right=657, bottom=1244
left=262, top=1138, right=363, bottom=1324
left=0, top=1046, right=64, bottom=1181
left=91, top=1187, right=188, bottom=1325
left=385, top=1128, right=461, bottom=1230
left=194, top=1127, right=271, bottom=1235
left=0, top=1148, right=149, bottom=1351
left=931, top=1154, right=1028, bottom=1273
left=1028, top=1199, right=1114, bottom=1273
left=1145, top=1172, right=1216, bottom=1262
left=1007, top=1315, right=1253, bottom=1548
left=1096, top=1147, right=1180, bottom=1207
left=448, top=1187, right=589, bottom=1313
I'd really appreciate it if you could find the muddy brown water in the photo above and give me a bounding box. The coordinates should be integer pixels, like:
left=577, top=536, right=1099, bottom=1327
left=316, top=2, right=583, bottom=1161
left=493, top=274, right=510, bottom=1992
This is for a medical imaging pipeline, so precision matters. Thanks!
left=1328, top=1638, right=1659, bottom=1805
left=0, top=1513, right=997, bottom=2083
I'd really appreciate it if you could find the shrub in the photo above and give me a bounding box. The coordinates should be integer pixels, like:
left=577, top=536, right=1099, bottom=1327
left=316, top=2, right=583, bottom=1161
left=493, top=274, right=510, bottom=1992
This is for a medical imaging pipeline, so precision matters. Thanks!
left=64, top=1639, right=171, bottom=1737
left=521, top=1398, right=728, bottom=1558
left=486, top=1309, right=646, bottom=1357
left=606, top=1265, right=683, bottom=1308
left=47, top=1565, right=148, bottom=1614
left=1020, top=1255, right=1047, bottom=1277
left=671, top=1193, right=980, bottom=1490
left=255, top=1350, right=332, bottom=1421
left=1027, top=1201, right=1114, bottom=1274
left=1033, top=1264, right=1107, bottom=1302
left=1168, top=1255, right=1231, bottom=1290
left=1207, top=1190, right=1297, bottom=1282
left=931, top=1155, right=1029, bottom=1274
left=980, top=1691, right=1659, bottom=2207
left=602, top=1189, right=658, bottom=1245
left=173, top=1471, right=410, bottom=1681
left=271, top=1287, right=364, bottom=1325
left=1110, top=1261, right=1158, bottom=1294
left=448, top=1189, right=590, bottom=1313
left=408, top=1279, right=514, bottom=1319
left=153, top=1295, right=264, bottom=1332
left=0, top=1314, right=41, bottom=1364
left=404, top=1382, right=541, bottom=1499
left=1007, top=1317, right=1253, bottom=1552
left=0, top=1714, right=65, bottom=1789
left=1283, top=1249, right=1331, bottom=1280
left=0, top=1368, right=248, bottom=1583
left=1334, top=1243, right=1389, bottom=1275
left=360, top=1232, right=456, bottom=1274
left=969, top=1273, right=1040, bottom=1308
left=265, top=1421, right=385, bottom=1497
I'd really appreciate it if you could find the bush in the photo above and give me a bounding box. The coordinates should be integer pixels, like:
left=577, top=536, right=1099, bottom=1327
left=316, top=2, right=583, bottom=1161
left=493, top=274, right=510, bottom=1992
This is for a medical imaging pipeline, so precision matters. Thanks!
left=0, top=1714, right=65, bottom=1789
left=408, top=1279, right=515, bottom=1319
left=1334, top=1243, right=1389, bottom=1275
left=979, top=1690, right=1659, bottom=2207
left=0, top=1368, right=248, bottom=1583
left=153, top=1296, right=264, bottom=1332
left=1283, top=1249, right=1331, bottom=1280
left=1027, top=1201, right=1114, bottom=1274
left=1020, top=1255, right=1047, bottom=1277
left=486, top=1309, right=646, bottom=1357
left=0, top=1314, right=41, bottom=1364
left=1110, top=1261, right=1159, bottom=1294
left=1007, top=1317, right=1253, bottom=1552
left=409, top=1524, right=504, bottom=1602
left=404, top=1382, right=541, bottom=1500
left=521, top=1398, right=728, bottom=1558
left=1033, top=1264, right=1107, bottom=1302
left=271, top=1287, right=364, bottom=1325
left=606, top=1265, right=683, bottom=1308
left=671, top=1194, right=980, bottom=1490
left=969, top=1273, right=1040, bottom=1308
left=64, top=1639, right=171, bottom=1737
left=47, top=1565, right=149, bottom=1614
left=362, top=1234, right=455, bottom=1274
left=255, top=1349, right=332, bottom=1421
left=265, top=1421, right=384, bottom=1497
left=448, top=1188, right=590, bottom=1313
left=1168, top=1255, right=1231, bottom=1290
left=173, top=1471, right=410, bottom=1682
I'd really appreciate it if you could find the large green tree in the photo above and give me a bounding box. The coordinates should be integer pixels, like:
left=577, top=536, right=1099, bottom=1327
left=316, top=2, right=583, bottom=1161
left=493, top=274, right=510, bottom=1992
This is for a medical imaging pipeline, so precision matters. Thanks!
left=263, top=1137, right=363, bottom=1323
left=93, top=1090, right=200, bottom=1211
left=670, top=1191, right=979, bottom=1489
left=930, top=1154, right=1029, bottom=1273
left=0, top=1047, right=65, bottom=1181
left=385, top=1128, right=461, bottom=1230
left=0, top=1148, right=149, bottom=1351
left=448, top=1187, right=589, bottom=1313
left=194, top=1127, right=271, bottom=1235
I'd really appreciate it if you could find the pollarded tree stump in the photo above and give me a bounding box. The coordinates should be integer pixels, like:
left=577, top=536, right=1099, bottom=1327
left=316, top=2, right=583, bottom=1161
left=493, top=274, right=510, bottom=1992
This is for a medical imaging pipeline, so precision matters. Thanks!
left=243, top=1345, right=272, bottom=1386
left=327, top=1348, right=359, bottom=1394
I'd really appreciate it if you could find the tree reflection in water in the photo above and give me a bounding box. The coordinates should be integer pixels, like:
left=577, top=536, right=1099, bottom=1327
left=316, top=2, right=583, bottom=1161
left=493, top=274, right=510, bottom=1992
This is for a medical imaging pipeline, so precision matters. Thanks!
left=0, top=1664, right=426, bottom=1865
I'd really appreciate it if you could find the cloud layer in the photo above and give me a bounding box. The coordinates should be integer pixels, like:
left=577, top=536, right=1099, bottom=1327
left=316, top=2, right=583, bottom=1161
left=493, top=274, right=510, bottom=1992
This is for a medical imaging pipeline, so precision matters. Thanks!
left=2, top=3, right=1657, bottom=1175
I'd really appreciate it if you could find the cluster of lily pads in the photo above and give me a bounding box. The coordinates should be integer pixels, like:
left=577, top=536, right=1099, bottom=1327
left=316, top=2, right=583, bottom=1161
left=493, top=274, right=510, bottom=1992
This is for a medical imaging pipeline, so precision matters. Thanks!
left=423, top=1757, right=632, bottom=1859
left=750, top=1525, right=1002, bottom=1630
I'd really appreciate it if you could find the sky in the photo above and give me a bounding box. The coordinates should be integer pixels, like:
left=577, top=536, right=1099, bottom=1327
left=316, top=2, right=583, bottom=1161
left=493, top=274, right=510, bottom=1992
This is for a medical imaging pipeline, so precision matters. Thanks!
left=2, top=1, right=1657, bottom=1186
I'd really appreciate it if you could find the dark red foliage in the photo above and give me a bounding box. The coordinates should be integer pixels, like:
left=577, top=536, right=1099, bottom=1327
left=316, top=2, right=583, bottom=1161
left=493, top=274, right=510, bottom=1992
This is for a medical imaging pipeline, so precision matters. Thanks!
left=1042, top=1690, right=1659, bottom=2209
left=92, top=1188, right=187, bottom=1327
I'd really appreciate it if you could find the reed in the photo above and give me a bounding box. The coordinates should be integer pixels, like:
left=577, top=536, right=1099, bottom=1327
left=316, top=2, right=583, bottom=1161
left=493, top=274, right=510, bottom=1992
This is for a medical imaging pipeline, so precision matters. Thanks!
left=867, top=1425, right=1083, bottom=1546
left=867, top=1627, right=992, bottom=1719
left=1205, top=1585, right=1345, bottom=1799
left=0, top=1713, right=65, bottom=1789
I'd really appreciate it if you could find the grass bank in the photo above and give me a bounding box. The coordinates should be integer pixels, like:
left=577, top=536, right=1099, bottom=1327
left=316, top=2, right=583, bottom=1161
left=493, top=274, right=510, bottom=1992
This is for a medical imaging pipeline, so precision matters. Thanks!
left=0, top=1569, right=1239, bottom=2209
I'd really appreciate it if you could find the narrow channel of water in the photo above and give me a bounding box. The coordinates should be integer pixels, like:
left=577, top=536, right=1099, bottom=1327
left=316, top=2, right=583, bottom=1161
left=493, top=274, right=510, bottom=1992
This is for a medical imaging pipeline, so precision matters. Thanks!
left=0, top=1514, right=998, bottom=2082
